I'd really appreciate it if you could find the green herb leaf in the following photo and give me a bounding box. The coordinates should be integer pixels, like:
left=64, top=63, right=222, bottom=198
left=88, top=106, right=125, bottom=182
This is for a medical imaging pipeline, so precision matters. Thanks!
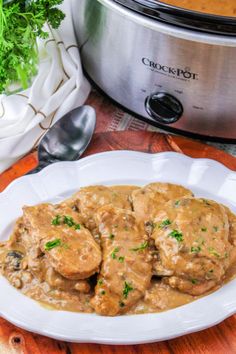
left=118, top=256, right=125, bottom=263
left=45, top=239, right=61, bottom=251
left=130, top=241, right=148, bottom=252
left=51, top=214, right=80, bottom=230
left=191, top=246, right=201, bottom=254
left=63, top=215, right=74, bottom=227
left=97, top=279, right=103, bottom=286
left=119, top=301, right=125, bottom=308
left=208, top=247, right=220, bottom=258
left=123, top=281, right=133, bottom=299
left=100, top=290, right=106, bottom=295
left=109, top=233, right=115, bottom=240
left=168, top=230, right=183, bottom=242
left=201, top=227, right=207, bottom=232
left=175, top=200, right=180, bottom=206
left=51, top=215, right=61, bottom=226
left=111, top=247, right=119, bottom=259
left=0, top=0, right=65, bottom=93
left=191, top=278, right=198, bottom=284
left=159, top=219, right=171, bottom=229
left=213, top=226, right=218, bottom=232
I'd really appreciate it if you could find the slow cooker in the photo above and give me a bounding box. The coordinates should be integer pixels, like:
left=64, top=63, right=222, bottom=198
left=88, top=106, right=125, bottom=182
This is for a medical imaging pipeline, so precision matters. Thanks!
left=72, top=0, right=236, bottom=141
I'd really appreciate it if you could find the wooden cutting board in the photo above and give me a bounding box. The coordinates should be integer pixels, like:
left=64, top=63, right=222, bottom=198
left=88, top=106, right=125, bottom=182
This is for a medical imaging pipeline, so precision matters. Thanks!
left=1, top=131, right=236, bottom=354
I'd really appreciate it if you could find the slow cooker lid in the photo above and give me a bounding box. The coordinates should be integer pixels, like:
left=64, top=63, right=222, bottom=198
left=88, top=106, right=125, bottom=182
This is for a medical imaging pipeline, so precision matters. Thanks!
left=113, top=0, right=236, bottom=36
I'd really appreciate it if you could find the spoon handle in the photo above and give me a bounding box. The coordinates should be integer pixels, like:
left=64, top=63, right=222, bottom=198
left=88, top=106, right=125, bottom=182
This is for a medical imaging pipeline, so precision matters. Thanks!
left=27, top=162, right=50, bottom=175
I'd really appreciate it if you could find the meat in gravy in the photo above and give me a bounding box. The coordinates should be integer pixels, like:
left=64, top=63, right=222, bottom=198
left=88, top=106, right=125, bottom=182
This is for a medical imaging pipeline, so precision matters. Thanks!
left=0, top=183, right=236, bottom=316
left=91, top=205, right=152, bottom=315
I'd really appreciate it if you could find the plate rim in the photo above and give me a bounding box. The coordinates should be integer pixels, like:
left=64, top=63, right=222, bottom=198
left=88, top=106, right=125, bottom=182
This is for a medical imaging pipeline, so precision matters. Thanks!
left=1, top=150, right=234, bottom=195
left=0, top=150, right=236, bottom=344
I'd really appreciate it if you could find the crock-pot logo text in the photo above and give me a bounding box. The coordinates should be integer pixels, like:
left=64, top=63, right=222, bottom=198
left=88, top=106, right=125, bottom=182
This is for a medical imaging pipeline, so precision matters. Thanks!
left=142, top=58, right=198, bottom=81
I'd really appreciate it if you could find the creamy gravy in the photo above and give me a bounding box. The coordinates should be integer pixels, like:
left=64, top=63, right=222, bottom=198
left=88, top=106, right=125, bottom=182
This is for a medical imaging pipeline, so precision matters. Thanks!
left=0, top=237, right=199, bottom=314
left=0, top=184, right=236, bottom=315
left=160, top=0, right=236, bottom=17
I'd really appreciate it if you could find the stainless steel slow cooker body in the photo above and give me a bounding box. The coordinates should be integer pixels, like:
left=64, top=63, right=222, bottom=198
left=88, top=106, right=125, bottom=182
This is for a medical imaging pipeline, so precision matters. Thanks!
left=72, top=0, right=236, bottom=140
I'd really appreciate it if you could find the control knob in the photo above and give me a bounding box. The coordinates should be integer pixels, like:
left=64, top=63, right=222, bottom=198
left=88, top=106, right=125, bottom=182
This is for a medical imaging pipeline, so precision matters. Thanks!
left=145, top=92, right=183, bottom=124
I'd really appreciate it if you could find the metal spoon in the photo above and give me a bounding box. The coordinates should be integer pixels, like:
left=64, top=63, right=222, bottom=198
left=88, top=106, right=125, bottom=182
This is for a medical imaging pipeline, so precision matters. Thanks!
left=29, top=105, right=96, bottom=174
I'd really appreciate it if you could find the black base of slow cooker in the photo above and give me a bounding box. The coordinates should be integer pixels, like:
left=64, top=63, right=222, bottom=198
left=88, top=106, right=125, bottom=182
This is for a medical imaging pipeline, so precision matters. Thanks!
left=86, top=73, right=236, bottom=144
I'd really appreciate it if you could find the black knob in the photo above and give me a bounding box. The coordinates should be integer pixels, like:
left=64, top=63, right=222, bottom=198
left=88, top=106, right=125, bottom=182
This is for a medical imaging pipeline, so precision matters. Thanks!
left=145, top=92, right=183, bottom=124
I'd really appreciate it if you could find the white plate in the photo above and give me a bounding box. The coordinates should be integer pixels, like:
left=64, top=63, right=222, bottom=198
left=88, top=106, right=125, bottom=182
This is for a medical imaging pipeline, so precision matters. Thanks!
left=1, top=151, right=236, bottom=345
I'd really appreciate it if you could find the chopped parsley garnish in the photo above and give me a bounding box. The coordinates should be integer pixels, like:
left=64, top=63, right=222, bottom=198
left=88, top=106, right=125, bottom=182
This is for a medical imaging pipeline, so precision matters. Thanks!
left=201, top=227, right=207, bottom=232
left=111, top=247, right=120, bottom=259
left=119, top=301, right=125, bottom=308
left=175, top=200, right=180, bottom=206
left=51, top=215, right=61, bottom=226
left=123, top=281, right=133, bottom=299
left=130, top=241, right=148, bottom=252
left=63, top=215, right=80, bottom=229
left=45, top=239, right=61, bottom=251
left=63, top=215, right=74, bottom=227
left=51, top=214, right=80, bottom=231
left=191, top=279, right=198, bottom=284
left=109, top=233, right=115, bottom=240
left=100, top=290, right=106, bottom=295
left=213, top=226, right=218, bottom=232
left=168, top=230, right=183, bottom=242
left=118, top=256, right=125, bottom=263
left=98, top=279, right=103, bottom=286
left=191, top=246, right=201, bottom=254
left=203, top=199, right=211, bottom=206
left=159, top=219, right=171, bottom=229
left=208, top=247, right=220, bottom=258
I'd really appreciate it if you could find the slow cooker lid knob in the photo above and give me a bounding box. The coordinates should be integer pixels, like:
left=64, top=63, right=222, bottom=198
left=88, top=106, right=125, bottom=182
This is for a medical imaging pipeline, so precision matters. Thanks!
left=145, top=92, right=183, bottom=124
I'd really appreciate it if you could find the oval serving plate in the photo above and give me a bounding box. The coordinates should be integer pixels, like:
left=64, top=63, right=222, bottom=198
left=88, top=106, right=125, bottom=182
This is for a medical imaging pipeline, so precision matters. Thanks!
left=1, top=151, right=236, bottom=345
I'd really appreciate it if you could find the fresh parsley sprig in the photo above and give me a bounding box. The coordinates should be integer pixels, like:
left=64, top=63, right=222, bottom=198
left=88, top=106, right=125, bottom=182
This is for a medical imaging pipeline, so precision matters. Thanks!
left=0, top=0, right=65, bottom=93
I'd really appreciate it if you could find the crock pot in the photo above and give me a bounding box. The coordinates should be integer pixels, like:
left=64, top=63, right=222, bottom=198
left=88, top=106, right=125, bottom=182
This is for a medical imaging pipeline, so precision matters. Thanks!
left=72, top=0, right=236, bottom=141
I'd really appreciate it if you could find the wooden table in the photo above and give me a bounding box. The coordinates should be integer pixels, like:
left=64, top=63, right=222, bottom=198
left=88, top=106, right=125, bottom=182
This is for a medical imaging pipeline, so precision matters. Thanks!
left=1, top=92, right=236, bottom=353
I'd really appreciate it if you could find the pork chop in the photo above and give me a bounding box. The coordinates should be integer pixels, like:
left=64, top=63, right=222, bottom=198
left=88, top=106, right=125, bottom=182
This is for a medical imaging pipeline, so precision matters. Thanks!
left=90, top=205, right=152, bottom=316
left=151, top=198, right=232, bottom=295
left=132, top=182, right=193, bottom=223
left=69, top=185, right=137, bottom=233
left=22, top=203, right=102, bottom=279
